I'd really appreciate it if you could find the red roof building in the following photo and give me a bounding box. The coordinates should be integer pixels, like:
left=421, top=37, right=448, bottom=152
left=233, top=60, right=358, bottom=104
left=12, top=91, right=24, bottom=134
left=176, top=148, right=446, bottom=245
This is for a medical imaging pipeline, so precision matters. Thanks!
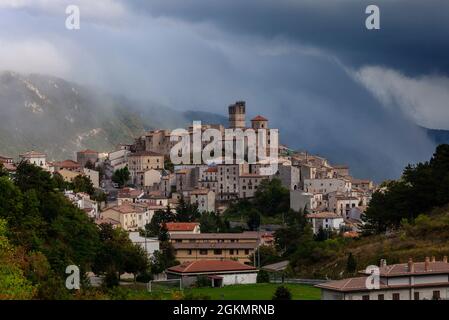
left=165, top=222, right=200, bottom=234
left=166, top=259, right=258, bottom=287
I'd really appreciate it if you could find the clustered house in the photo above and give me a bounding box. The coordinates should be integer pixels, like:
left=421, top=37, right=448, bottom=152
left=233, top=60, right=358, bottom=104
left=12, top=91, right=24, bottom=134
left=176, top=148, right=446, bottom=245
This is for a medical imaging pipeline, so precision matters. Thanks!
left=1, top=101, right=379, bottom=291
left=316, top=257, right=449, bottom=300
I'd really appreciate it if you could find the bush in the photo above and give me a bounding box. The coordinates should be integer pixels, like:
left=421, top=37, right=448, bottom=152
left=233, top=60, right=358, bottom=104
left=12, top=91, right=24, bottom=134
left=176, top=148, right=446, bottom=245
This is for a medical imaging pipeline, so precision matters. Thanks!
left=195, top=275, right=211, bottom=288
left=136, top=271, right=153, bottom=283
left=103, top=271, right=119, bottom=288
left=272, top=286, right=292, bottom=300
left=257, top=270, right=270, bottom=283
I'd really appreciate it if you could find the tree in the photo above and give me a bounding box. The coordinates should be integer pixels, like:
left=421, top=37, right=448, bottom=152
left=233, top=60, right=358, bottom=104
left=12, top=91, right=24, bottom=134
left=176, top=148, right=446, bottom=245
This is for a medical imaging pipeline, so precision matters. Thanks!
left=314, top=226, right=329, bottom=241
left=0, top=219, right=36, bottom=299
left=144, top=205, right=175, bottom=238
left=254, top=178, right=290, bottom=217
left=73, top=175, right=95, bottom=196
left=346, top=252, right=357, bottom=274
left=199, top=211, right=231, bottom=233
left=246, top=208, right=261, bottom=231
left=150, top=241, right=178, bottom=275
left=249, top=245, right=280, bottom=267
left=0, top=163, right=9, bottom=177
left=272, top=286, right=292, bottom=300
left=93, top=224, right=149, bottom=286
left=112, top=167, right=130, bottom=188
left=275, top=209, right=310, bottom=256
left=175, top=196, right=200, bottom=222
left=84, top=160, right=96, bottom=170
left=164, top=158, right=174, bottom=172
left=364, top=144, right=449, bottom=233
left=257, top=270, right=270, bottom=283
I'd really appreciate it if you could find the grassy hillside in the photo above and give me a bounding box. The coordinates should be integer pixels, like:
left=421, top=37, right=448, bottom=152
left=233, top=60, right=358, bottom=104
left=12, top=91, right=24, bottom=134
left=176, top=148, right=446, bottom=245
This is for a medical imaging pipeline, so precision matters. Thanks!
left=292, top=205, right=449, bottom=280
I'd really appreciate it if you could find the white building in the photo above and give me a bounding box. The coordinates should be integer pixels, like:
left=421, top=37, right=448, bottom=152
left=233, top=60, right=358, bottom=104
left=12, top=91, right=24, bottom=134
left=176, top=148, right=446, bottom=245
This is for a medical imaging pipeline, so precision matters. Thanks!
left=306, top=212, right=344, bottom=234
left=128, top=231, right=160, bottom=258
left=238, top=173, right=268, bottom=199
left=19, top=151, right=47, bottom=170
left=277, top=165, right=300, bottom=191
left=166, top=259, right=258, bottom=288
left=108, top=148, right=130, bottom=172
left=303, top=178, right=351, bottom=195
left=100, top=203, right=155, bottom=231
left=83, top=168, right=100, bottom=189
left=64, top=191, right=99, bottom=219
left=317, top=257, right=449, bottom=300
left=189, top=189, right=215, bottom=213
left=328, top=193, right=360, bottom=218
left=290, top=190, right=316, bottom=212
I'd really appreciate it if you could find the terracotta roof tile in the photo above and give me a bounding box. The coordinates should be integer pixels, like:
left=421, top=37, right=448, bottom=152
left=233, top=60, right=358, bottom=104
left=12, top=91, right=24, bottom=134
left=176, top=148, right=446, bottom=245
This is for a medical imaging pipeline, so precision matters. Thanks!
left=167, top=260, right=256, bottom=274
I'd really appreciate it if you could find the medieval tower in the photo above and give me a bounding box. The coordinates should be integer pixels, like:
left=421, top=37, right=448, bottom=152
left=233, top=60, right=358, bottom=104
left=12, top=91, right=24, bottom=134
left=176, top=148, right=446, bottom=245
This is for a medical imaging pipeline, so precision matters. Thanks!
left=228, top=101, right=246, bottom=129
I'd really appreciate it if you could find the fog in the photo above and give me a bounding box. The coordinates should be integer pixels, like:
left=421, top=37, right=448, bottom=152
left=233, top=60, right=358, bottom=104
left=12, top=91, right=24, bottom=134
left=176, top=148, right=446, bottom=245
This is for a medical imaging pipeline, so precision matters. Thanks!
left=1, top=0, right=447, bottom=181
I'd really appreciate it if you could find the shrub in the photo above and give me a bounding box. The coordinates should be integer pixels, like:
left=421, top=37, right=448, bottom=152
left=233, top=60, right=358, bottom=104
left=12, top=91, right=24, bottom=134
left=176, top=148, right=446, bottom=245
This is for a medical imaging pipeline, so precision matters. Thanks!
left=272, top=285, right=292, bottom=300
left=195, top=275, right=211, bottom=288
left=257, top=270, right=270, bottom=283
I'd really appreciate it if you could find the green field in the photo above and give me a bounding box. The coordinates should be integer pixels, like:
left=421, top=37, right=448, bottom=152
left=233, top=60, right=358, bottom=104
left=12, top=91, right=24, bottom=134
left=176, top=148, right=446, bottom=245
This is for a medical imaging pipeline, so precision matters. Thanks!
left=184, top=283, right=321, bottom=300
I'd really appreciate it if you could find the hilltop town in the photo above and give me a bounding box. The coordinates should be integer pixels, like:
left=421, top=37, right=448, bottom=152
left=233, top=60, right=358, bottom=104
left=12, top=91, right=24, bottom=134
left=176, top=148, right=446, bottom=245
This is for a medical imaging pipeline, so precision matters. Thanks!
left=2, top=101, right=449, bottom=301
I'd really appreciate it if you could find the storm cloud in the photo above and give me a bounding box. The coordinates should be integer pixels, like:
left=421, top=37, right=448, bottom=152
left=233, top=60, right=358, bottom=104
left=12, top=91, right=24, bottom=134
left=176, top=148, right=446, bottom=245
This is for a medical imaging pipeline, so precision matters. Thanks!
left=0, top=0, right=447, bottom=181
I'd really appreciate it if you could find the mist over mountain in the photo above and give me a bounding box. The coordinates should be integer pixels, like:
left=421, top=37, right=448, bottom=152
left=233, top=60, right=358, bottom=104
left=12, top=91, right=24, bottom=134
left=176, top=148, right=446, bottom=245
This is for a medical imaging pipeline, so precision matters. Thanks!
left=0, top=71, right=444, bottom=182
left=0, top=71, right=191, bottom=160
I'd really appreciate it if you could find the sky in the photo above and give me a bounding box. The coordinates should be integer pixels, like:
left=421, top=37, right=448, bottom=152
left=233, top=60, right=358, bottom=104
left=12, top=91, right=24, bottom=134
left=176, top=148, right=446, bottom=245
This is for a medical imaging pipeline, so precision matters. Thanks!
left=1, top=0, right=448, bottom=181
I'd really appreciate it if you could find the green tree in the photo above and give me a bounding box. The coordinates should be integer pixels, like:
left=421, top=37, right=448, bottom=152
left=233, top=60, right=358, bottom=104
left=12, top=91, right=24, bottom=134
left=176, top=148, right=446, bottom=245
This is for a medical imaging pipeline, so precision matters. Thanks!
left=144, top=205, right=175, bottom=237
left=257, top=269, right=270, bottom=283
left=246, top=208, right=261, bottom=231
left=175, top=196, right=200, bottom=222
left=73, top=175, right=95, bottom=196
left=112, top=167, right=130, bottom=188
left=199, top=211, right=231, bottom=233
left=0, top=219, right=36, bottom=299
left=346, top=252, right=357, bottom=274
left=254, top=178, right=290, bottom=217
left=272, top=286, right=292, bottom=300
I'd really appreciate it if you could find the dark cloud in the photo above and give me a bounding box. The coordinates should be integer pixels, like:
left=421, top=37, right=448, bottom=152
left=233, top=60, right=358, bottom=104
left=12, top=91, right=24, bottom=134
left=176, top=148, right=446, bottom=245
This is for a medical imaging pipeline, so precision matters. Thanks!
left=0, top=0, right=445, bottom=181
left=127, top=0, right=449, bottom=75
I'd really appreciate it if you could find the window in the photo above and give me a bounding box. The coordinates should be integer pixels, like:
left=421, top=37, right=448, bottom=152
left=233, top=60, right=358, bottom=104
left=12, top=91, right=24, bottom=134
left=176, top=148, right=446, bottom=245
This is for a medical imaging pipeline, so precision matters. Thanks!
left=392, top=293, right=400, bottom=300
left=377, top=294, right=384, bottom=300
left=187, top=250, right=192, bottom=255
left=414, top=292, right=420, bottom=300
left=214, top=249, right=222, bottom=255
left=230, top=249, right=234, bottom=255
left=362, top=295, right=370, bottom=300
left=433, top=291, right=440, bottom=300
left=245, top=249, right=250, bottom=255
left=199, top=249, right=208, bottom=255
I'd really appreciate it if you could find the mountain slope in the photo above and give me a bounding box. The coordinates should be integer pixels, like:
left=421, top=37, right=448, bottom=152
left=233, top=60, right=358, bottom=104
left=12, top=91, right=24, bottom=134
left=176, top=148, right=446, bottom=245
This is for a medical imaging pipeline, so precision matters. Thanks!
left=0, top=71, right=193, bottom=160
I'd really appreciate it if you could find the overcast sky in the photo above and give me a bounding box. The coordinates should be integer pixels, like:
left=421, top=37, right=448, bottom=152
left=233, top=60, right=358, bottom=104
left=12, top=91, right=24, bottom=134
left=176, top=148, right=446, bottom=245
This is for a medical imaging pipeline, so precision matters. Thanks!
left=1, top=0, right=448, bottom=180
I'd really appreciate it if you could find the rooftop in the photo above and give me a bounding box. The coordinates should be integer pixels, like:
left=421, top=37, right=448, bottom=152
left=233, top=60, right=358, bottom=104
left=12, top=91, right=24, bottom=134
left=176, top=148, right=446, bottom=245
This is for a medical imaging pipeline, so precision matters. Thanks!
left=306, top=212, right=342, bottom=219
left=251, top=115, right=268, bottom=122
left=77, top=149, right=98, bottom=154
left=53, top=159, right=81, bottom=169
left=317, top=258, right=449, bottom=292
left=165, top=222, right=199, bottom=232
left=170, top=231, right=260, bottom=240
left=128, top=150, right=164, bottom=157
left=167, top=260, right=256, bottom=274
left=19, top=151, right=46, bottom=158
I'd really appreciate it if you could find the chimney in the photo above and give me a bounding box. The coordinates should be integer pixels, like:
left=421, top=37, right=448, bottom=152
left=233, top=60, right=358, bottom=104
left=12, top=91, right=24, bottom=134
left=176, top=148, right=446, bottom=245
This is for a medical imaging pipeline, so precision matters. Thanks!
left=407, top=258, right=414, bottom=273
left=431, top=256, right=436, bottom=263
left=425, top=256, right=430, bottom=271
left=444, top=256, right=448, bottom=263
